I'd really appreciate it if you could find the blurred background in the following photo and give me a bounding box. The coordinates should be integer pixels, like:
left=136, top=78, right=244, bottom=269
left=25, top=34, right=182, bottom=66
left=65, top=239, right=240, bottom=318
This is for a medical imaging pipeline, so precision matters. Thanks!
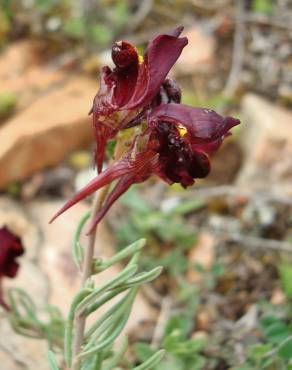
left=0, top=0, right=292, bottom=369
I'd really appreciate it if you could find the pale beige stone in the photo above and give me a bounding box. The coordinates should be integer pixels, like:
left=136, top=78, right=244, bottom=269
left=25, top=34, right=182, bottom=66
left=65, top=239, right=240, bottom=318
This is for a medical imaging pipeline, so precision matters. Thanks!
left=237, top=94, right=292, bottom=185
left=172, top=25, right=215, bottom=76
left=0, top=40, right=65, bottom=109
left=187, top=233, right=216, bottom=284
left=0, top=77, right=97, bottom=188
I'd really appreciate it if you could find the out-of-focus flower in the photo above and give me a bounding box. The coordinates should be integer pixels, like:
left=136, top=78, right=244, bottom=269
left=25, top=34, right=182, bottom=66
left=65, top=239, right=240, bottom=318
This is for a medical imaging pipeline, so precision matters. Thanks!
left=0, top=226, right=24, bottom=310
left=51, top=104, right=240, bottom=233
left=91, top=27, right=188, bottom=172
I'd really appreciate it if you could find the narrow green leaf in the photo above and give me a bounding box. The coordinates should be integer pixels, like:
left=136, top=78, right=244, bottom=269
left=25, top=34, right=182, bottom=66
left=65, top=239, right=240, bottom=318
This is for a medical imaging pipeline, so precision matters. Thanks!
left=103, top=335, right=128, bottom=370
left=134, top=342, right=156, bottom=363
left=94, top=239, right=146, bottom=272
left=47, top=351, right=60, bottom=370
left=72, top=212, right=90, bottom=268
left=132, top=350, right=165, bottom=370
left=279, top=263, right=292, bottom=298
left=85, top=288, right=137, bottom=348
left=277, top=336, right=292, bottom=360
left=78, top=309, right=131, bottom=360
left=76, top=264, right=137, bottom=314
left=85, top=287, right=127, bottom=316
left=169, top=199, right=204, bottom=215
left=120, top=266, right=163, bottom=287
left=7, top=288, right=36, bottom=316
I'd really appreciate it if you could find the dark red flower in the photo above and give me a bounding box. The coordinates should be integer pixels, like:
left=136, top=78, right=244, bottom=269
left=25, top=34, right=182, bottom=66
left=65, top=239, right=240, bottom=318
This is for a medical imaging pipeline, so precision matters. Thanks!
left=50, top=104, right=240, bottom=233
left=91, top=27, right=188, bottom=172
left=0, top=226, right=24, bottom=310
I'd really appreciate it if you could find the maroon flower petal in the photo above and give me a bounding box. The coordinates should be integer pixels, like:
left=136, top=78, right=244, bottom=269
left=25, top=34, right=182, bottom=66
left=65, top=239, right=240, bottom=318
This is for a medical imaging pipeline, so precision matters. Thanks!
left=87, top=175, right=134, bottom=234
left=149, top=103, right=240, bottom=142
left=123, top=28, right=188, bottom=110
left=92, top=66, right=116, bottom=116
left=0, top=227, right=24, bottom=279
left=92, top=43, right=140, bottom=116
left=166, top=25, right=185, bottom=38
left=192, top=136, right=226, bottom=155
left=50, top=148, right=159, bottom=229
left=49, top=157, right=135, bottom=224
left=93, top=117, right=117, bottom=173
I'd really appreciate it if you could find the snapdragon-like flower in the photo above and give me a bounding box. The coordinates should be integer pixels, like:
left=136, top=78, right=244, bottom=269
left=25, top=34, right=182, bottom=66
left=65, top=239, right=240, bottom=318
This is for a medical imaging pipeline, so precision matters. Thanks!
left=91, top=27, right=187, bottom=172
left=0, top=226, right=24, bottom=309
left=51, top=104, right=240, bottom=233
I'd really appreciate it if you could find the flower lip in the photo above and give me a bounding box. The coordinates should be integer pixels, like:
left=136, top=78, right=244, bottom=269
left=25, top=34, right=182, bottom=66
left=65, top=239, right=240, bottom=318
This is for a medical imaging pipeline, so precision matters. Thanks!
left=111, top=41, right=139, bottom=69
left=149, top=103, right=240, bottom=142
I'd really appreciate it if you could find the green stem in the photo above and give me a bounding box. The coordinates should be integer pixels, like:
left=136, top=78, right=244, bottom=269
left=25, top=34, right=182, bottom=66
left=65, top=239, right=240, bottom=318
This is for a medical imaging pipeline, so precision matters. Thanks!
left=72, top=140, right=124, bottom=370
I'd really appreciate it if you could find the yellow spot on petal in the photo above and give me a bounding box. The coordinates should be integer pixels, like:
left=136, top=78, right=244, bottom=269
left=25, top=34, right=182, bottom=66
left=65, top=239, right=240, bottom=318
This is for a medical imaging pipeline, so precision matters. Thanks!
left=138, top=54, right=144, bottom=64
left=177, top=124, right=187, bottom=137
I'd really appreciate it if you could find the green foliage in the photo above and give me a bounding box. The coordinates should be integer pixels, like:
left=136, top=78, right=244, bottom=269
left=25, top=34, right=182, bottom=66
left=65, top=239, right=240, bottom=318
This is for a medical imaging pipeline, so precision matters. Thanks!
left=182, top=92, right=234, bottom=112
left=117, top=187, right=202, bottom=277
left=252, top=0, right=274, bottom=15
left=8, top=288, right=64, bottom=349
left=232, top=264, right=292, bottom=368
left=63, top=17, right=86, bottom=39
left=109, top=1, right=129, bottom=30
left=47, top=351, right=60, bottom=370
left=35, top=0, right=58, bottom=12
left=0, top=8, right=10, bottom=44
left=279, top=263, right=292, bottom=298
left=134, top=333, right=207, bottom=370
left=260, top=316, right=291, bottom=345
left=62, top=233, right=163, bottom=369
left=90, top=23, right=113, bottom=46
left=132, top=350, right=166, bottom=370
left=133, top=299, right=207, bottom=370
left=8, top=237, right=164, bottom=370
left=238, top=314, right=292, bottom=369
left=0, top=91, right=17, bottom=120
left=1, top=0, right=130, bottom=49
left=6, top=182, right=21, bottom=197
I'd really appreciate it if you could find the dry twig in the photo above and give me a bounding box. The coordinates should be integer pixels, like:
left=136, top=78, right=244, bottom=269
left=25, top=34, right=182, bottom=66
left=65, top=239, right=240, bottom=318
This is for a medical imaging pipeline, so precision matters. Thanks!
left=223, top=0, right=246, bottom=98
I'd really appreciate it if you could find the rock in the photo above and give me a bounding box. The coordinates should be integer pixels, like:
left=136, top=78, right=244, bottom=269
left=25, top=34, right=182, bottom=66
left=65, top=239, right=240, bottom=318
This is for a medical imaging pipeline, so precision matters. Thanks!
left=236, top=94, right=292, bottom=186
left=187, top=233, right=216, bottom=284
left=270, top=288, right=286, bottom=305
left=172, top=25, right=215, bottom=76
left=0, top=41, right=32, bottom=84
left=204, top=140, right=243, bottom=185
left=27, top=200, right=88, bottom=315
left=0, top=77, right=97, bottom=189
left=0, top=40, right=65, bottom=110
left=0, top=319, right=48, bottom=370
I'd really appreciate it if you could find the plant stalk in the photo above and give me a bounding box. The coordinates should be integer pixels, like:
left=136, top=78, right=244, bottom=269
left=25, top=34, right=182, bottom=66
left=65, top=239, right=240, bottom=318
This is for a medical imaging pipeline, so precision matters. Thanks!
left=72, top=140, right=124, bottom=370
